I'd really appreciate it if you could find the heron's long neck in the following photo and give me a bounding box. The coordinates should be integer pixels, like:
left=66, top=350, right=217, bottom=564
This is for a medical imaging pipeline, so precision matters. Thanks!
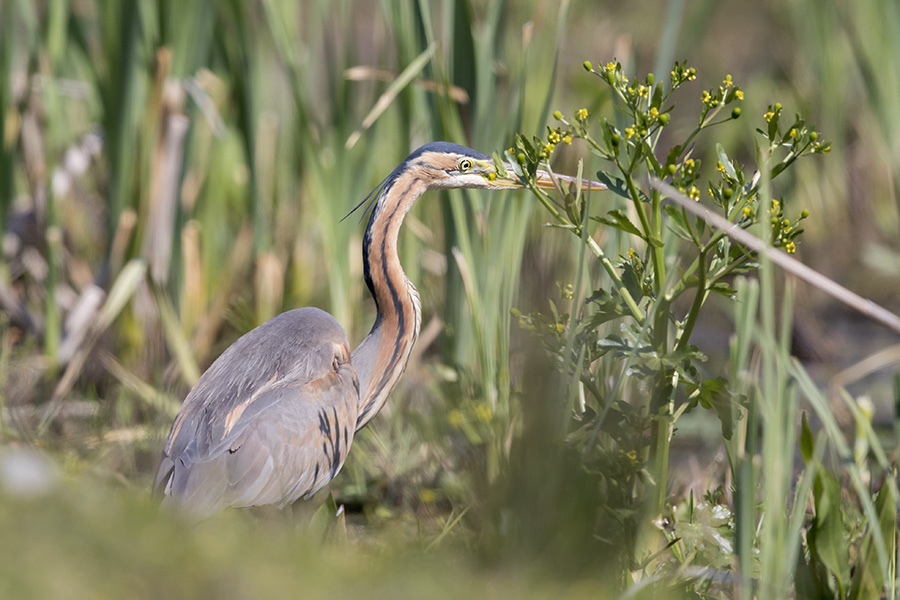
left=352, top=171, right=426, bottom=429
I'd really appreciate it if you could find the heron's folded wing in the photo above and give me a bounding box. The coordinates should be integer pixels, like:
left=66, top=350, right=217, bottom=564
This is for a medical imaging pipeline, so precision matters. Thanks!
left=160, top=363, right=358, bottom=520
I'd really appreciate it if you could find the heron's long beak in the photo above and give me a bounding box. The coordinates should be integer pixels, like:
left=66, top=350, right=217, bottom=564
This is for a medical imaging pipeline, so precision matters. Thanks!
left=488, top=160, right=607, bottom=191
left=533, top=169, right=606, bottom=191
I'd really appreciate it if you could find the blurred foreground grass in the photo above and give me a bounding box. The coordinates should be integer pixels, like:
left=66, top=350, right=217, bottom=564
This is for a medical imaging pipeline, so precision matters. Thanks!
left=0, top=465, right=613, bottom=600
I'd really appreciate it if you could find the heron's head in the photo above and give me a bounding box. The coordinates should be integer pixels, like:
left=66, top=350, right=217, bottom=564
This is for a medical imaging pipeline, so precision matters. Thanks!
left=344, top=142, right=605, bottom=224
left=404, top=142, right=605, bottom=192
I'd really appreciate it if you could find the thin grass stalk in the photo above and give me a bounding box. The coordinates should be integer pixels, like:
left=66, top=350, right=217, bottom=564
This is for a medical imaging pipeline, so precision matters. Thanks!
left=730, top=276, right=760, bottom=600
left=159, top=0, right=216, bottom=308
left=0, top=1, right=22, bottom=231
left=43, top=190, right=61, bottom=365
left=560, top=163, right=589, bottom=430
left=895, top=373, right=900, bottom=464
left=752, top=153, right=793, bottom=598
left=101, top=1, right=143, bottom=259
left=650, top=0, right=686, bottom=83
left=264, top=0, right=369, bottom=331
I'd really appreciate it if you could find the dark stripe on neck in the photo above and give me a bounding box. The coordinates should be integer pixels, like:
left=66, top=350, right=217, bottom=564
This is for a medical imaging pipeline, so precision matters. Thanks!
left=372, top=179, right=415, bottom=392
left=358, top=177, right=418, bottom=421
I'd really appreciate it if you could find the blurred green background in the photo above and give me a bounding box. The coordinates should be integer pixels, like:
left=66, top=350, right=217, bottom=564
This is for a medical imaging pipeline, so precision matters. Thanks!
left=1, top=0, right=898, bottom=598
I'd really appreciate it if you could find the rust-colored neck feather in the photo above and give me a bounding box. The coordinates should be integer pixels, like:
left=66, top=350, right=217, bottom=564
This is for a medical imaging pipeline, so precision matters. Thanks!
left=351, top=167, right=429, bottom=429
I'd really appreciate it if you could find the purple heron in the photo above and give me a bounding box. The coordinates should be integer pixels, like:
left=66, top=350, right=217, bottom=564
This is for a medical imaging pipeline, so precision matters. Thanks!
left=154, top=142, right=602, bottom=520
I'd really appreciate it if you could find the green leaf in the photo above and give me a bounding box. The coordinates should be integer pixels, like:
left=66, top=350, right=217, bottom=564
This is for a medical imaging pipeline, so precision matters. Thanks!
left=600, top=117, right=618, bottom=158
left=595, top=334, right=633, bottom=356
left=651, top=82, right=663, bottom=110
left=709, top=281, right=738, bottom=299
left=849, top=483, right=897, bottom=599
left=767, top=109, right=780, bottom=140
left=651, top=296, right=672, bottom=350
left=594, top=209, right=644, bottom=238
left=641, top=140, right=662, bottom=175
left=585, top=289, right=630, bottom=326
left=309, top=492, right=348, bottom=543
left=666, top=144, right=684, bottom=169
left=715, top=143, right=739, bottom=180
left=663, top=205, right=694, bottom=242
left=808, top=469, right=851, bottom=595
left=800, top=412, right=814, bottom=465
left=687, top=377, right=738, bottom=440
left=620, top=261, right=644, bottom=303
left=564, top=192, right=581, bottom=223
left=593, top=171, right=631, bottom=200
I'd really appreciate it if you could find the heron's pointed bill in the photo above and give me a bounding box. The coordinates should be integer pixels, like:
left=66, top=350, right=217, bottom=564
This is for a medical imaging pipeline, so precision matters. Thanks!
left=489, top=161, right=606, bottom=191
left=533, top=169, right=606, bottom=191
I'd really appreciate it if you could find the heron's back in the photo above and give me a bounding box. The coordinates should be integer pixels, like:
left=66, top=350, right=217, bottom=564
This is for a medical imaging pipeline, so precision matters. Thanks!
left=154, top=307, right=360, bottom=520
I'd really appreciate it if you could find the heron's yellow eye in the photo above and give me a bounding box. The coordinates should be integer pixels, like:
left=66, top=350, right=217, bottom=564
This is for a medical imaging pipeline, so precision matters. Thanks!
left=458, top=158, right=473, bottom=171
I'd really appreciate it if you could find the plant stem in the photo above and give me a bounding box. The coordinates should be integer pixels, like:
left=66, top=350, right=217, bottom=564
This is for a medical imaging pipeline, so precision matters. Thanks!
left=650, top=189, right=667, bottom=293
left=529, top=182, right=646, bottom=324
left=676, top=248, right=708, bottom=351
left=649, top=368, right=678, bottom=517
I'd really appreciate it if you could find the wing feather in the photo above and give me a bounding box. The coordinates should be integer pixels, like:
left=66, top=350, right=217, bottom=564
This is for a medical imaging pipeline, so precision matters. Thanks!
left=154, top=308, right=360, bottom=520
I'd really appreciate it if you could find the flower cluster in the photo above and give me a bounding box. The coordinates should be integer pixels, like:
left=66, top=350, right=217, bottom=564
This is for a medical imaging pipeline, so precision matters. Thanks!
left=508, top=59, right=820, bottom=264
left=768, top=199, right=809, bottom=253
left=762, top=103, right=830, bottom=157
left=698, top=73, right=744, bottom=124
left=672, top=157, right=703, bottom=200
left=670, top=60, right=698, bottom=87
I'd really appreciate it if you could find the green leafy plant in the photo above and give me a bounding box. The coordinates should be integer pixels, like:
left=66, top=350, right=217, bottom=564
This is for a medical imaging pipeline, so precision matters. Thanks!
left=506, top=59, right=830, bottom=579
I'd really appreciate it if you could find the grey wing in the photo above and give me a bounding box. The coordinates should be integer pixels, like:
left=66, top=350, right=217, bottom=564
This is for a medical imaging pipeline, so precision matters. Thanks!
left=154, top=308, right=360, bottom=520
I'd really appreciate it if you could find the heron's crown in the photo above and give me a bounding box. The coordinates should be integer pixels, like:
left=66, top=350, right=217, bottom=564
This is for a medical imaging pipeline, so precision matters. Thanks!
left=404, top=141, right=491, bottom=163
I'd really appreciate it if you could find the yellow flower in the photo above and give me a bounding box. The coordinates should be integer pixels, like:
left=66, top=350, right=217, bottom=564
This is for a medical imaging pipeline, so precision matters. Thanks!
left=735, top=90, right=744, bottom=100
left=742, top=206, right=751, bottom=217
left=606, top=61, right=617, bottom=72
left=717, top=161, right=725, bottom=173
left=624, top=126, right=635, bottom=139
left=549, top=130, right=561, bottom=144
left=764, top=111, right=775, bottom=122
left=649, top=107, right=659, bottom=118
left=785, top=241, right=796, bottom=253
left=689, top=186, right=700, bottom=200
left=447, top=410, right=463, bottom=428
left=544, top=143, right=555, bottom=155
left=474, top=404, right=492, bottom=423
left=562, top=134, right=572, bottom=145
left=576, top=108, right=589, bottom=120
